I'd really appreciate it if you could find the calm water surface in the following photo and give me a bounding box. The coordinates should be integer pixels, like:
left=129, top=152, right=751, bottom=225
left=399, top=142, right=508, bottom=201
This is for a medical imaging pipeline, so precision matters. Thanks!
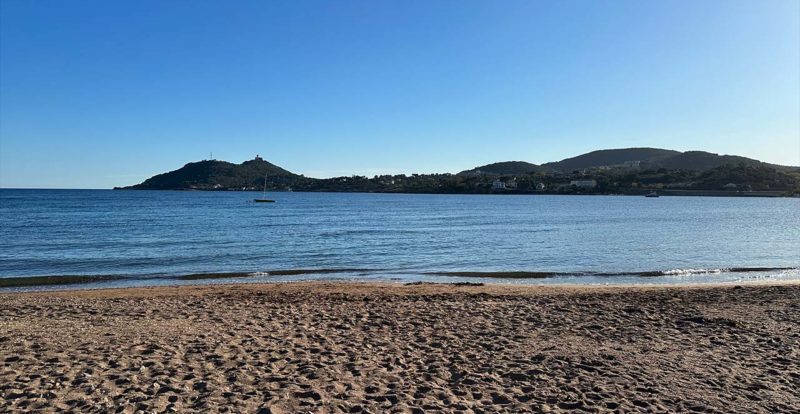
left=1, top=189, right=798, bottom=289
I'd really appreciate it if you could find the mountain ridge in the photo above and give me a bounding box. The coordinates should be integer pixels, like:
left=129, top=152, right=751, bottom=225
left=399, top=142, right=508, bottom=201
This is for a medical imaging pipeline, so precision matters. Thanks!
left=460, top=147, right=789, bottom=176
left=119, top=148, right=800, bottom=195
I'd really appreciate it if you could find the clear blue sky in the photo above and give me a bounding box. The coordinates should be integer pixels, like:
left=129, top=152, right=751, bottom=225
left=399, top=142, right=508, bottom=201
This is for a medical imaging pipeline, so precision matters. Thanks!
left=1, top=0, right=798, bottom=188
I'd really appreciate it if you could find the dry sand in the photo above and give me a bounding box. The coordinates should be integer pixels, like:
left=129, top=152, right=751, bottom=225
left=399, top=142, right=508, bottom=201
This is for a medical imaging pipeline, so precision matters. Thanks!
left=1, top=282, right=799, bottom=413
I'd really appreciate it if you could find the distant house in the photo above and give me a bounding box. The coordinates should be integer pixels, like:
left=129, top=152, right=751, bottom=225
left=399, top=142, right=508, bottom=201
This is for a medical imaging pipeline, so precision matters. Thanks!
left=492, top=180, right=506, bottom=190
left=570, top=179, right=597, bottom=188
left=723, top=183, right=738, bottom=190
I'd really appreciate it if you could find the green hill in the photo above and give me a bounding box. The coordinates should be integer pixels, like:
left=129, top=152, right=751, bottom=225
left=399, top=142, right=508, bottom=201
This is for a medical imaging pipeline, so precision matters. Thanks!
left=541, top=148, right=679, bottom=171
left=458, top=161, right=540, bottom=176
left=123, top=156, right=299, bottom=190
left=692, top=164, right=800, bottom=191
left=657, top=151, right=764, bottom=170
left=541, top=148, right=771, bottom=172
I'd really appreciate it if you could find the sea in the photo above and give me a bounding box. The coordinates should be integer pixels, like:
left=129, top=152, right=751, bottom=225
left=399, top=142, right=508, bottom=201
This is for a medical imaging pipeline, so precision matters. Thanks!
left=1, top=189, right=798, bottom=291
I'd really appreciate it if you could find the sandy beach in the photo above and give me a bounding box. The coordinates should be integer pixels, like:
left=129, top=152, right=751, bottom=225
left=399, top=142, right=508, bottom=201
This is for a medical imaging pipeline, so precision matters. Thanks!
left=1, top=282, right=799, bottom=413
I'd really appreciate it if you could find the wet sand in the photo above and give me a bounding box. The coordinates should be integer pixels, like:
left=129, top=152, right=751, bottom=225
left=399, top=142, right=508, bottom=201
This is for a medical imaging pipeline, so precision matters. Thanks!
left=1, top=282, right=799, bottom=413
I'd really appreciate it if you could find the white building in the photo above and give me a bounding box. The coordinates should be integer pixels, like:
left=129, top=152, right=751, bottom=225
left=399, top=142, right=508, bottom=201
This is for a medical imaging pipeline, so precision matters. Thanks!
left=492, top=180, right=506, bottom=190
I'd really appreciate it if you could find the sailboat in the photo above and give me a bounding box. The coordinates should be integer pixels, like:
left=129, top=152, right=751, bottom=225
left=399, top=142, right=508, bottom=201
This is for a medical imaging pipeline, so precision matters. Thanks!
left=254, top=173, right=275, bottom=203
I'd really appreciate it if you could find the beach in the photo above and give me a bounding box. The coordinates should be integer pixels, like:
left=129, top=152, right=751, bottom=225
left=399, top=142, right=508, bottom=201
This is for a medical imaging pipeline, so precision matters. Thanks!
left=1, top=282, right=798, bottom=413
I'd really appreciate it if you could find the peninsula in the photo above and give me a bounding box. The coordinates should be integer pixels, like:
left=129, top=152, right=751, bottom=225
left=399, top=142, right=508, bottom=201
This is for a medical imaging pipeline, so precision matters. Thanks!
left=117, top=148, right=800, bottom=196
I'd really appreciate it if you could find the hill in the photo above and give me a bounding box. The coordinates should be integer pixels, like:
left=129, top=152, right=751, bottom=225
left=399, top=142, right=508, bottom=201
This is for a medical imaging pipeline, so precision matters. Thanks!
left=122, top=156, right=300, bottom=190
left=691, top=163, right=800, bottom=191
left=656, top=151, right=765, bottom=170
left=541, top=148, right=680, bottom=172
left=458, top=161, right=540, bottom=176
left=540, top=148, right=773, bottom=172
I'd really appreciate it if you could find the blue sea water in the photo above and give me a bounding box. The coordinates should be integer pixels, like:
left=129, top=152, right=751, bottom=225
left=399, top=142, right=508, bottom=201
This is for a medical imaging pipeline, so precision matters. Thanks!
left=1, top=189, right=798, bottom=290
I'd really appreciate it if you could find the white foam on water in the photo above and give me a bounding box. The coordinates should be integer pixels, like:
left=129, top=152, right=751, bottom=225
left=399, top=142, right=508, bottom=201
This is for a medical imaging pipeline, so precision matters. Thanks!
left=662, top=268, right=724, bottom=276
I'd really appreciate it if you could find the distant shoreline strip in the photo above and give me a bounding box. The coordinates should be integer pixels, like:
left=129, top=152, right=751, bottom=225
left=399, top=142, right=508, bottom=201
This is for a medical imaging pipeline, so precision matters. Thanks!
left=0, top=267, right=795, bottom=288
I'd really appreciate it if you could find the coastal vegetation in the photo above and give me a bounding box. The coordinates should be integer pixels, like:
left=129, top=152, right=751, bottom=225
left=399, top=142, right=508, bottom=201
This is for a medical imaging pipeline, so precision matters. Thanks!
left=118, top=148, right=800, bottom=196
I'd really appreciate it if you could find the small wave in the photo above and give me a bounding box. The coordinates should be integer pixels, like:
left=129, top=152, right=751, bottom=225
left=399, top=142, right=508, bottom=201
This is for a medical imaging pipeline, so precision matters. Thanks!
left=176, top=272, right=254, bottom=280
left=659, top=267, right=795, bottom=276
left=0, top=274, right=123, bottom=288
left=425, top=271, right=560, bottom=279
left=258, top=268, right=379, bottom=276
left=0, top=268, right=382, bottom=288
left=661, top=268, right=723, bottom=276
left=427, top=267, right=797, bottom=279
left=178, top=268, right=380, bottom=279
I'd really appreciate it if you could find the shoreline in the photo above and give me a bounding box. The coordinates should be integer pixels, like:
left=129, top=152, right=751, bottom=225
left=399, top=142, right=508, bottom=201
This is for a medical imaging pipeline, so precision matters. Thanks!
left=3, top=277, right=800, bottom=296
left=6, top=188, right=799, bottom=198
left=1, top=265, right=797, bottom=291
left=112, top=187, right=799, bottom=198
left=2, top=281, right=799, bottom=412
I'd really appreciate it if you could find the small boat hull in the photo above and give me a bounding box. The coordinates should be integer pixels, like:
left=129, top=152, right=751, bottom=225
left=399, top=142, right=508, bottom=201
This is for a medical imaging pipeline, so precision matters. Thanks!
left=254, top=199, right=276, bottom=203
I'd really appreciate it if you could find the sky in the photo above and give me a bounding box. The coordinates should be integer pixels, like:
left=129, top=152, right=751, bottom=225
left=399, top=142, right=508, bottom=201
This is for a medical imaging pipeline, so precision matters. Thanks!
left=1, top=0, right=798, bottom=188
